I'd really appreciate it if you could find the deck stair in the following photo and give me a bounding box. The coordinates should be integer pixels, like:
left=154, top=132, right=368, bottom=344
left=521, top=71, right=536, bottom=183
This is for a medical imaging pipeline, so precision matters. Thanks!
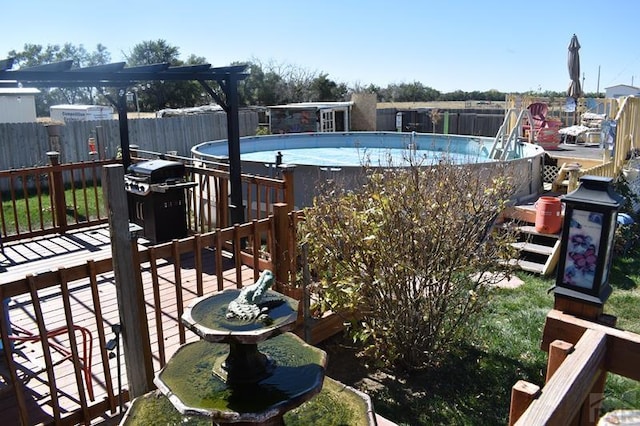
left=550, top=162, right=582, bottom=193
left=499, top=199, right=563, bottom=276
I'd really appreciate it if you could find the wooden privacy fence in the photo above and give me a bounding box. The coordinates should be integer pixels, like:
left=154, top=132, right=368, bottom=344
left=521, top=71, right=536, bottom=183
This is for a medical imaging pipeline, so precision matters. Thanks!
left=509, top=310, right=640, bottom=425
left=0, top=204, right=303, bottom=424
left=0, top=110, right=258, bottom=170
left=376, top=108, right=505, bottom=136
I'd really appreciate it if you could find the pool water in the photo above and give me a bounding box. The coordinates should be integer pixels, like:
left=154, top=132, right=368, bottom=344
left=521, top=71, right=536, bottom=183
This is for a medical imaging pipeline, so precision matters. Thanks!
left=193, top=132, right=496, bottom=168
left=242, top=146, right=491, bottom=167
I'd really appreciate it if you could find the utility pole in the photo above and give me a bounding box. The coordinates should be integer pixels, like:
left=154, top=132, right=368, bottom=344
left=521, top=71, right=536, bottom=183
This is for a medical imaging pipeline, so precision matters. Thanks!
left=597, top=66, right=601, bottom=95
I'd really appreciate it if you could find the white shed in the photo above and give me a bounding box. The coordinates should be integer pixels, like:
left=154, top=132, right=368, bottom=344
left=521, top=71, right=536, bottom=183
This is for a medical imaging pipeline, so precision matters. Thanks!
left=0, top=87, right=39, bottom=123
left=604, top=84, right=640, bottom=99
left=268, top=101, right=353, bottom=134
left=50, top=104, right=114, bottom=123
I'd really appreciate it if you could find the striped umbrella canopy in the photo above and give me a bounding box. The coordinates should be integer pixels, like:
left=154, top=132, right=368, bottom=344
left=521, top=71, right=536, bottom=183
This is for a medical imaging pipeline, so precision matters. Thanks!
left=567, top=34, right=582, bottom=99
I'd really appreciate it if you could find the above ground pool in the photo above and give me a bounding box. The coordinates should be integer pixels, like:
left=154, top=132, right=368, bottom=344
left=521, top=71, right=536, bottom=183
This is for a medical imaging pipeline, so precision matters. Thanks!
left=193, top=132, right=498, bottom=168
left=192, top=131, right=545, bottom=208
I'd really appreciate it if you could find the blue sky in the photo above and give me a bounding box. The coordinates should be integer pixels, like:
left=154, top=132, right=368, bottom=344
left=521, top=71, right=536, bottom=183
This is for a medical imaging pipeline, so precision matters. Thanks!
left=3, top=0, right=639, bottom=93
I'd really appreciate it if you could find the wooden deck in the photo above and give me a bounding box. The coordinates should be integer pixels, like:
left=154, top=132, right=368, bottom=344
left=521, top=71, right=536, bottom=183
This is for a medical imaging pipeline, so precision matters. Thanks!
left=0, top=226, right=256, bottom=425
left=0, top=225, right=115, bottom=285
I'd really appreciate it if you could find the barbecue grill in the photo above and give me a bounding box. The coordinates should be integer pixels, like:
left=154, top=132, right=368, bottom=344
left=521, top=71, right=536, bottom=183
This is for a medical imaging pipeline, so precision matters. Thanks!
left=125, top=159, right=195, bottom=243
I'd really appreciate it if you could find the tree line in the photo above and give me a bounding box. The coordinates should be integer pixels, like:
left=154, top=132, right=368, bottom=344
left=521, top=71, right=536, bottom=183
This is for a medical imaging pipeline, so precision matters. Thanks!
left=6, top=40, right=602, bottom=117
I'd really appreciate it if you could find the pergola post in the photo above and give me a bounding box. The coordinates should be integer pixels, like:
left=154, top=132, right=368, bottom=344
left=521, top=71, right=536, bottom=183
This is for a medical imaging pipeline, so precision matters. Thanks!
left=224, top=73, right=245, bottom=226
left=117, top=90, right=131, bottom=170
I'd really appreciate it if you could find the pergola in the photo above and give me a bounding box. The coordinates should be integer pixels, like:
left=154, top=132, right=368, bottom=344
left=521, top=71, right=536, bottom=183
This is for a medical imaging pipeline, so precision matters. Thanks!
left=0, top=57, right=249, bottom=225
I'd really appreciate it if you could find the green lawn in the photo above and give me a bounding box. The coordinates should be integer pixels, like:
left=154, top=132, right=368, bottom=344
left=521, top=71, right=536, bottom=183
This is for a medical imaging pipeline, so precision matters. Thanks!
left=1, top=185, right=104, bottom=234
left=326, top=251, right=640, bottom=425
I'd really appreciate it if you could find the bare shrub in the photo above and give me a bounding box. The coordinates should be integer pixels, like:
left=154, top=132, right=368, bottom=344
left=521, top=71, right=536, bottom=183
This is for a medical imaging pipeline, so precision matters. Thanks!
left=299, top=158, right=521, bottom=370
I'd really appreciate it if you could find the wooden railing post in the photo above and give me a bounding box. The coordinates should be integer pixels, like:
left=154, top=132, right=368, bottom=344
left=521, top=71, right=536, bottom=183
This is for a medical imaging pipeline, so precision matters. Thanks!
left=546, top=340, right=575, bottom=382
left=280, top=164, right=296, bottom=212
left=509, top=380, right=541, bottom=425
left=567, top=166, right=581, bottom=193
left=47, top=151, right=67, bottom=232
left=516, top=329, right=607, bottom=425
left=103, top=164, right=155, bottom=397
left=129, top=144, right=139, bottom=163
left=273, top=203, right=290, bottom=292
left=219, top=176, right=229, bottom=229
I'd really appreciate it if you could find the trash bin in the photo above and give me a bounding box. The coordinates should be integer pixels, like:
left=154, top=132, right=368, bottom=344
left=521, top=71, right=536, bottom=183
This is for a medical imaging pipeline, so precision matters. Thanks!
left=125, top=159, right=195, bottom=244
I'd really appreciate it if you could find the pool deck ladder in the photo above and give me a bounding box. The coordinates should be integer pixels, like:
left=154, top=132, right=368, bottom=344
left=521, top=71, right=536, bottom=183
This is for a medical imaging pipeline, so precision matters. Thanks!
left=489, top=108, right=534, bottom=160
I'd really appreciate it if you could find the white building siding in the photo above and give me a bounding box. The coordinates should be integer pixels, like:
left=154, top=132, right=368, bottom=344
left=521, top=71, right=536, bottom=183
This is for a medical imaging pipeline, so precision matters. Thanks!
left=605, top=84, right=640, bottom=99
left=0, top=88, right=39, bottom=123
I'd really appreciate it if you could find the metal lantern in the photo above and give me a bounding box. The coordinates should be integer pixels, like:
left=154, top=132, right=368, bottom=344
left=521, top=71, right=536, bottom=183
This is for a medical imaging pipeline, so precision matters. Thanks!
left=555, top=176, right=624, bottom=306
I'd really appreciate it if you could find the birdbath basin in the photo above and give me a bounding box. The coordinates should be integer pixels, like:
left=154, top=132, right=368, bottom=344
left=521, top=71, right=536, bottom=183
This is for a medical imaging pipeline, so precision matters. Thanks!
left=183, top=288, right=299, bottom=345
left=154, top=333, right=327, bottom=424
left=123, top=376, right=376, bottom=426
left=181, top=288, right=300, bottom=384
left=153, top=276, right=328, bottom=425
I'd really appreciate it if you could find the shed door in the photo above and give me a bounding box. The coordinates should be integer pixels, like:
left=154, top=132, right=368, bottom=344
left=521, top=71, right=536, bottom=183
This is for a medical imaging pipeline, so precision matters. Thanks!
left=320, top=109, right=335, bottom=132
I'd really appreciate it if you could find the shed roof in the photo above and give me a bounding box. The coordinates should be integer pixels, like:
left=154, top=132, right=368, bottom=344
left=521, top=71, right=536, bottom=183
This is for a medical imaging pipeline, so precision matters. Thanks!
left=0, top=87, right=40, bottom=95
left=269, top=101, right=353, bottom=110
left=604, top=84, right=640, bottom=91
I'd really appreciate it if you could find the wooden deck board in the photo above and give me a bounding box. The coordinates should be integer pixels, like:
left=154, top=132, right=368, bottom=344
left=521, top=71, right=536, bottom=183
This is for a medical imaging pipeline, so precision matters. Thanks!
left=0, top=226, right=257, bottom=425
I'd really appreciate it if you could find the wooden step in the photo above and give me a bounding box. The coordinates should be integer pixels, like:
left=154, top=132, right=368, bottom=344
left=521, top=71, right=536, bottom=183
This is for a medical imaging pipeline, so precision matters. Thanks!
left=502, top=205, right=537, bottom=224
left=498, top=223, right=561, bottom=239
left=507, top=259, right=546, bottom=274
left=514, top=225, right=561, bottom=239
left=511, top=241, right=554, bottom=256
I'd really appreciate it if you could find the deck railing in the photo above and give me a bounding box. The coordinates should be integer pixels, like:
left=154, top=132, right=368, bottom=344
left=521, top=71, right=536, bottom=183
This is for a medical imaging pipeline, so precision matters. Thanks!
left=571, top=96, right=640, bottom=191
left=0, top=149, right=294, bottom=242
left=0, top=154, right=117, bottom=243
left=505, top=95, right=620, bottom=128
left=506, top=95, right=640, bottom=192
left=0, top=207, right=300, bottom=424
left=509, top=309, right=640, bottom=425
left=130, top=148, right=295, bottom=232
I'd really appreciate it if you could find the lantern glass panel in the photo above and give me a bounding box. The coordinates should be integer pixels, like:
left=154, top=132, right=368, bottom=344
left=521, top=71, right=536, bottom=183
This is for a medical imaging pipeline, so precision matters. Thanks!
left=562, top=209, right=603, bottom=290
left=601, top=211, right=618, bottom=285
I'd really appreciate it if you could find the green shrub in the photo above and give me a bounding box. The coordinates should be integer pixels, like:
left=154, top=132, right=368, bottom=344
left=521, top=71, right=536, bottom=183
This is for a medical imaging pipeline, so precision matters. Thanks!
left=299, top=158, right=522, bottom=370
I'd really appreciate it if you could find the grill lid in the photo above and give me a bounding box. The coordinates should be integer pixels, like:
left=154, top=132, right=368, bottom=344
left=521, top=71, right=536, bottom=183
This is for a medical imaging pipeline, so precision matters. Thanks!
left=126, top=159, right=185, bottom=183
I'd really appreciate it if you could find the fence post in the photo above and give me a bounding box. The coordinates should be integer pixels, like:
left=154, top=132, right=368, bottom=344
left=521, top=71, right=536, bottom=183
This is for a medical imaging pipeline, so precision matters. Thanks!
left=129, top=144, right=139, bottom=163
left=273, top=203, right=290, bottom=292
left=102, top=164, right=155, bottom=397
left=45, top=123, right=63, bottom=158
left=567, top=167, right=581, bottom=193
left=546, top=340, right=575, bottom=382
left=508, top=380, right=541, bottom=425
left=47, top=151, right=67, bottom=232
left=280, top=164, right=296, bottom=212
left=219, top=174, right=229, bottom=229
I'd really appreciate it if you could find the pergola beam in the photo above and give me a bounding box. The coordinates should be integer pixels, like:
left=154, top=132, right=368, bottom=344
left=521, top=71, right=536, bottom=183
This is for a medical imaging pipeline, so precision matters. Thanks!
left=0, top=58, right=249, bottom=225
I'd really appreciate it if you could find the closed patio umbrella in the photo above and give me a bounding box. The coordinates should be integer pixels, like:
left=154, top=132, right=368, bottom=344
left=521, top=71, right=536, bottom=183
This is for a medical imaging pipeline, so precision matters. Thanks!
left=567, top=34, right=582, bottom=99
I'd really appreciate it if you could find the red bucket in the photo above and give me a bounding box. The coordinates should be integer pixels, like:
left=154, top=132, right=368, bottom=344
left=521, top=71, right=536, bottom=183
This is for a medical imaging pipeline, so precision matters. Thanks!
left=535, top=196, right=562, bottom=234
